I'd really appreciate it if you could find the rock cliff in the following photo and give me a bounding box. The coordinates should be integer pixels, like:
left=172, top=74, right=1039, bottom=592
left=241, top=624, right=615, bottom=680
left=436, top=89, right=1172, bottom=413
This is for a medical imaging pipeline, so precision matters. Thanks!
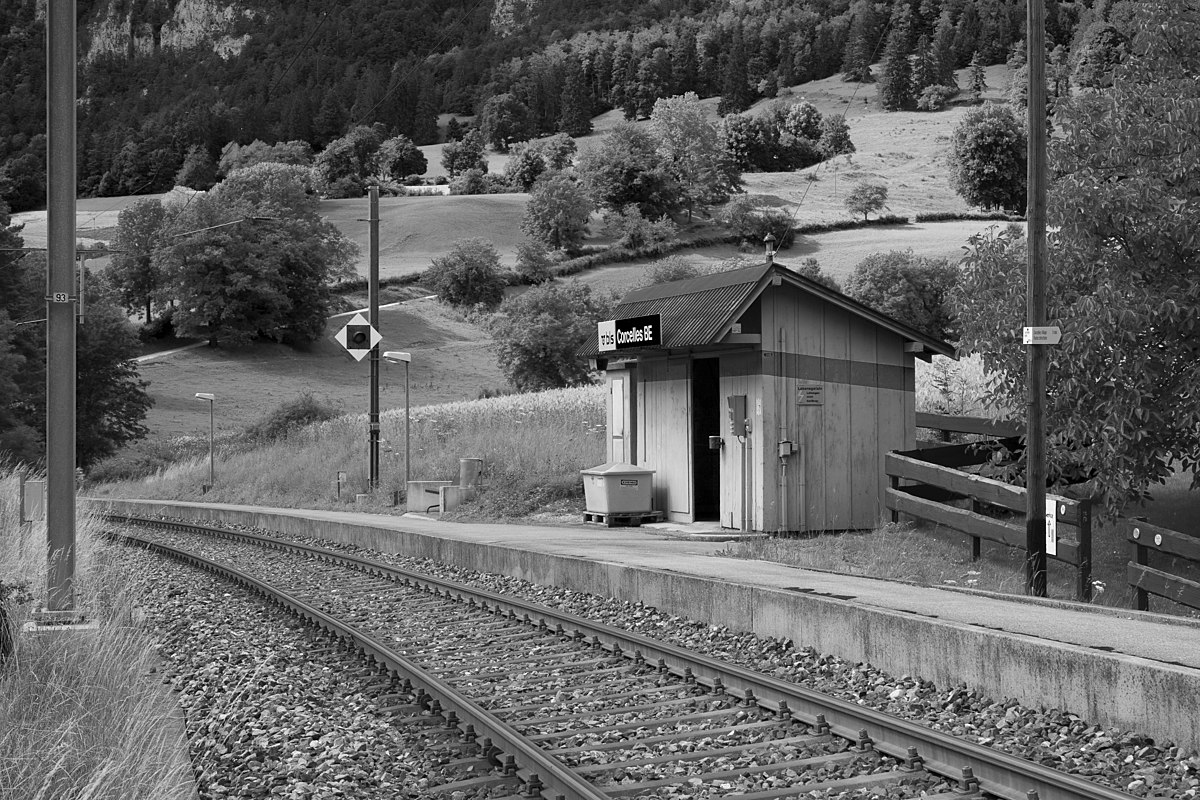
left=83, top=0, right=258, bottom=62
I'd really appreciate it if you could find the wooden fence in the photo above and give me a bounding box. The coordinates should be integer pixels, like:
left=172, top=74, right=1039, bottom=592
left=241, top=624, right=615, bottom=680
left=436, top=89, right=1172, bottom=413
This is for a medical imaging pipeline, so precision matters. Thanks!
left=887, top=413, right=1093, bottom=601
left=1125, top=517, right=1200, bottom=612
left=915, top=411, right=1023, bottom=443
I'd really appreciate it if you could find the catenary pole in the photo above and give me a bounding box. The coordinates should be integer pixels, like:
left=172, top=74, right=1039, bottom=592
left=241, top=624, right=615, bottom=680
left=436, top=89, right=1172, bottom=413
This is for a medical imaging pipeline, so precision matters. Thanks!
left=1025, top=0, right=1049, bottom=597
left=45, top=0, right=77, bottom=613
left=368, top=186, right=381, bottom=491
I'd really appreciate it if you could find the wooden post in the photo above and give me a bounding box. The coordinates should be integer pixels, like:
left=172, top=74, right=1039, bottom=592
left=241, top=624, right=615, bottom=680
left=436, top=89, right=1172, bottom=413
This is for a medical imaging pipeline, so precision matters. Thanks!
left=888, top=472, right=899, bottom=524
left=1130, top=520, right=1150, bottom=611
left=1075, top=499, right=1092, bottom=603
left=970, top=499, right=983, bottom=561
left=1024, top=0, right=1050, bottom=598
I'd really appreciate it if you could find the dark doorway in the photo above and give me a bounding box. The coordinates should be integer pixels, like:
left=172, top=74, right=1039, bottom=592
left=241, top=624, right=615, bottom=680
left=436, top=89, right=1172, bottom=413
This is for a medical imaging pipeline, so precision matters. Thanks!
left=692, top=358, right=721, bottom=520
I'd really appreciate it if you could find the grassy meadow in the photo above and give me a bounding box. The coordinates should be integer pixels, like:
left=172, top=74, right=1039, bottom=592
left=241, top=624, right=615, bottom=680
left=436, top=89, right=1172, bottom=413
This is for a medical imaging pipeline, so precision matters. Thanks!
left=0, top=469, right=196, bottom=799
left=90, top=385, right=608, bottom=515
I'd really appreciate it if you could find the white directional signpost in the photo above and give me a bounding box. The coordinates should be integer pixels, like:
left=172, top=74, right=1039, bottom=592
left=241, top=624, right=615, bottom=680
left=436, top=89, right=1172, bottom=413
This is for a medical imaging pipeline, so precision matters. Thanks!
left=334, top=312, right=381, bottom=362
left=1022, top=326, right=1062, bottom=345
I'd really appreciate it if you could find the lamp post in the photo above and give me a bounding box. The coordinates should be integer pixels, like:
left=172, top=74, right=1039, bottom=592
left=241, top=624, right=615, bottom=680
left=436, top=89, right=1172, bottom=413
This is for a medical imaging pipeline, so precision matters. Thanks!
left=383, top=352, right=411, bottom=493
left=194, top=393, right=215, bottom=489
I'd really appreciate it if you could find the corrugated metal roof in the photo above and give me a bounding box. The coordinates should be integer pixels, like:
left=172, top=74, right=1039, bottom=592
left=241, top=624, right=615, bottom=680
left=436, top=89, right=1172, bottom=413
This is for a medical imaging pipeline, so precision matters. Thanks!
left=581, top=260, right=956, bottom=358
left=582, top=264, right=769, bottom=354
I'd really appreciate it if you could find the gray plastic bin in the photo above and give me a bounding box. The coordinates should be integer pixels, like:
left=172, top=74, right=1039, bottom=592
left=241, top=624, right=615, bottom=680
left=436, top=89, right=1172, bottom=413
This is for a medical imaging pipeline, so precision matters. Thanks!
left=580, top=462, right=655, bottom=514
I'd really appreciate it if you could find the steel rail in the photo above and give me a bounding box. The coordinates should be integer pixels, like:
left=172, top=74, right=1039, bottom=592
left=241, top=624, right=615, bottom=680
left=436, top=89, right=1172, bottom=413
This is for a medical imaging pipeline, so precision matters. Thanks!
left=108, top=527, right=609, bottom=800
left=108, top=514, right=1138, bottom=800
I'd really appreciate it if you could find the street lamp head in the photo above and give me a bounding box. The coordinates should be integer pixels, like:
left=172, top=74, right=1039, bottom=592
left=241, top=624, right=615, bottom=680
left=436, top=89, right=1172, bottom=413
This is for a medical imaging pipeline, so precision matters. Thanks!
left=194, top=392, right=215, bottom=401
left=382, top=351, right=411, bottom=364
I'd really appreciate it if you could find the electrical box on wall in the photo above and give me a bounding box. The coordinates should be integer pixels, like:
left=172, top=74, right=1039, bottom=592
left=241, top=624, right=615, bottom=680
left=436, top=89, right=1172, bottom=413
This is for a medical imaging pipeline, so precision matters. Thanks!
left=728, top=395, right=747, bottom=436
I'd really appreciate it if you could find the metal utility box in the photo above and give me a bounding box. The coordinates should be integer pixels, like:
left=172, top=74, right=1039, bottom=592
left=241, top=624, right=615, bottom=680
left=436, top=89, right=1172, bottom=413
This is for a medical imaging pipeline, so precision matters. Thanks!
left=581, top=463, right=655, bottom=514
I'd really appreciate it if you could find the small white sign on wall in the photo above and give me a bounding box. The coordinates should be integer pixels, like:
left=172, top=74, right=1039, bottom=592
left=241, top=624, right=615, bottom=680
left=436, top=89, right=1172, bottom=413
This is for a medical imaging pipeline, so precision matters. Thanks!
left=611, top=379, right=625, bottom=438
left=1045, top=497, right=1058, bottom=556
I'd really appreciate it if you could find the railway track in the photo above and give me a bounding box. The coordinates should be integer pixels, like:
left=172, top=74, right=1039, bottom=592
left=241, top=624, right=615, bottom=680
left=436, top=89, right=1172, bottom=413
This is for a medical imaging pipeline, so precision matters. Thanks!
left=106, top=513, right=1138, bottom=800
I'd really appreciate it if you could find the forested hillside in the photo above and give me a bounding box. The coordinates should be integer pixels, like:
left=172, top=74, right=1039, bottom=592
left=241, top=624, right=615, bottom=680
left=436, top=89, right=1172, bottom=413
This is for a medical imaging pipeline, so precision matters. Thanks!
left=1, top=0, right=1090, bottom=210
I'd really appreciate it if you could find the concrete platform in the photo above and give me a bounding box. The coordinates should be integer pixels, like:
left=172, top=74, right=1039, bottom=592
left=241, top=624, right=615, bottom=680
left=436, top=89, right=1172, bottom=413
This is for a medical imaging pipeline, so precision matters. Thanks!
left=94, top=498, right=1200, bottom=754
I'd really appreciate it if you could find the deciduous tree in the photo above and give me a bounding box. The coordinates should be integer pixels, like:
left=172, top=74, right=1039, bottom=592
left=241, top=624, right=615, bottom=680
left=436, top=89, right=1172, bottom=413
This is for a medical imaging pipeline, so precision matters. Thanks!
left=521, top=173, right=592, bottom=252
left=489, top=281, right=616, bottom=391
left=845, top=249, right=957, bottom=342
left=650, top=93, right=741, bottom=219
left=312, top=125, right=385, bottom=198
left=375, top=135, right=427, bottom=180
left=947, top=103, right=1026, bottom=211
left=952, top=1, right=1200, bottom=517
left=108, top=198, right=168, bottom=323
left=477, top=93, right=533, bottom=153
left=441, top=129, right=488, bottom=178
left=577, top=122, right=679, bottom=219
left=844, top=181, right=888, bottom=221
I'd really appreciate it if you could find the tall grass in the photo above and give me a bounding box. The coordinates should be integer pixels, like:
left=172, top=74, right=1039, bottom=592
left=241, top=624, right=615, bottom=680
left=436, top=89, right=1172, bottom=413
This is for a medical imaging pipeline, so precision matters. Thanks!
left=93, top=384, right=608, bottom=510
left=0, top=467, right=195, bottom=799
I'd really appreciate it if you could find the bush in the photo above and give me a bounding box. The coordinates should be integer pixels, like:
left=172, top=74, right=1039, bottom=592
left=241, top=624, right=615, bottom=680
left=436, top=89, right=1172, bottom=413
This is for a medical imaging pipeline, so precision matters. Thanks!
left=641, top=255, right=705, bottom=287
left=916, top=84, right=959, bottom=111
left=427, top=238, right=506, bottom=310
left=914, top=210, right=1023, bottom=223
left=723, top=195, right=796, bottom=249
left=514, top=238, right=555, bottom=285
left=790, top=257, right=842, bottom=292
left=244, top=392, right=341, bottom=443
left=602, top=206, right=678, bottom=250
left=137, top=307, right=175, bottom=341
left=449, top=169, right=511, bottom=195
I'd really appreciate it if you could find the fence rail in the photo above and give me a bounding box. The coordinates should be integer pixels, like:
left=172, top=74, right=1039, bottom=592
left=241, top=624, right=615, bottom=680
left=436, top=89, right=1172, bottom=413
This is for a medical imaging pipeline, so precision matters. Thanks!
left=1125, top=517, right=1200, bottom=612
left=915, top=411, right=1023, bottom=440
left=886, top=447, right=1093, bottom=602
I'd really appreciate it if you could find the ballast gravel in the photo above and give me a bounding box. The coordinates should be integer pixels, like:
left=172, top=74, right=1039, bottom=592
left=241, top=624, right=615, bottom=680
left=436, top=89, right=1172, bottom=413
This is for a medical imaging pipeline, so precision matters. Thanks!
left=123, top=548, right=499, bottom=800
left=124, top=520, right=1200, bottom=799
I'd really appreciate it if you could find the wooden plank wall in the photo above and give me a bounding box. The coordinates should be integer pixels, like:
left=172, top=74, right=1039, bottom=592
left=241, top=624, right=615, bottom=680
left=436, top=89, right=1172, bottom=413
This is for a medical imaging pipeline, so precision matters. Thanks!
left=719, top=353, right=761, bottom=531
left=766, top=285, right=916, bottom=532
left=637, top=357, right=692, bottom=519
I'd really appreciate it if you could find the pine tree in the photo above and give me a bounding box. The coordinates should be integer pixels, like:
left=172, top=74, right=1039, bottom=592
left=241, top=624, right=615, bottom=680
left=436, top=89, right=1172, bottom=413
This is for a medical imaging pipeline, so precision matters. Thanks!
left=841, top=0, right=880, bottom=82
left=877, top=6, right=916, bottom=110
left=952, top=1, right=983, bottom=68
left=909, top=35, right=939, bottom=98
left=967, top=52, right=988, bottom=99
left=718, top=28, right=755, bottom=115
left=931, top=7, right=959, bottom=86
left=557, top=58, right=593, bottom=137
left=670, top=27, right=699, bottom=95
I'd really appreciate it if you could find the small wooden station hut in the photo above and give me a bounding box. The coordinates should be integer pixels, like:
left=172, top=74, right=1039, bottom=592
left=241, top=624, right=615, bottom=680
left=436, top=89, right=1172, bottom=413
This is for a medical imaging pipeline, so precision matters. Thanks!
left=585, top=257, right=956, bottom=533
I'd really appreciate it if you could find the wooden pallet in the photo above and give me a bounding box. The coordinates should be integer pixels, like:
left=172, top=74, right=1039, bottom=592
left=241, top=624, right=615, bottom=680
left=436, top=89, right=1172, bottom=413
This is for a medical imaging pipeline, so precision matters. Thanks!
left=583, top=510, right=664, bottom=527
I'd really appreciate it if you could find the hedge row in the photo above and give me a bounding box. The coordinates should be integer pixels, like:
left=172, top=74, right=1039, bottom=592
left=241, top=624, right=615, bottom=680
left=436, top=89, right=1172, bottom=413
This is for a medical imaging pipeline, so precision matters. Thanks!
left=913, top=210, right=1024, bottom=223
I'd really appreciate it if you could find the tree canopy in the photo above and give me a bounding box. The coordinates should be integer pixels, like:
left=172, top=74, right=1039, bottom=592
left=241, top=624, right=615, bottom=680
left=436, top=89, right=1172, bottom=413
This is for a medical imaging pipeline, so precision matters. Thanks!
left=649, top=93, right=741, bottom=219
left=947, top=104, right=1027, bottom=212
left=521, top=173, right=593, bottom=252
left=489, top=281, right=616, bottom=392
left=952, top=0, right=1200, bottom=517
left=427, top=239, right=506, bottom=310
left=0, top=202, right=152, bottom=468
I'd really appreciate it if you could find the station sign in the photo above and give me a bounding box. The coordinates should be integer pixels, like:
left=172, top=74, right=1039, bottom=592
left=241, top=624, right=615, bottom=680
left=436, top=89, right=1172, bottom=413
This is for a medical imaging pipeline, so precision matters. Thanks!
left=598, top=314, right=662, bottom=352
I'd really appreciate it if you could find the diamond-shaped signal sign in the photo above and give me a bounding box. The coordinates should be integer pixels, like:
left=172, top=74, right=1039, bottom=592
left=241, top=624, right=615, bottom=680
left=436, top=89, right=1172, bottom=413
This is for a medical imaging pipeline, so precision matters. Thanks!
left=333, top=312, right=381, bottom=361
